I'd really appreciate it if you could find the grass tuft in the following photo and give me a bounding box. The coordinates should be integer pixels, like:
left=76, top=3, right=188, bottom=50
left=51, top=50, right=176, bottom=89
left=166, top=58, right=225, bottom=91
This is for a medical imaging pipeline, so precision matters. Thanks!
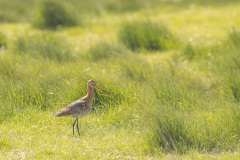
left=227, top=78, right=240, bottom=102
left=13, top=32, right=74, bottom=62
left=105, top=0, right=142, bottom=13
left=85, top=42, right=127, bottom=62
left=121, top=59, right=150, bottom=82
left=182, top=43, right=221, bottom=61
left=144, top=69, right=240, bottom=154
left=118, top=20, right=177, bottom=51
left=228, top=28, right=240, bottom=48
left=32, top=0, right=77, bottom=29
left=0, top=32, right=6, bottom=49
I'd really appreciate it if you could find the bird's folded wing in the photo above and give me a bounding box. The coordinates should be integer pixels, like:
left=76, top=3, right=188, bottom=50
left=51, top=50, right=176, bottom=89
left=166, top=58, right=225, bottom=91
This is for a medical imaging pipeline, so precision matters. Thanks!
left=54, top=99, right=86, bottom=117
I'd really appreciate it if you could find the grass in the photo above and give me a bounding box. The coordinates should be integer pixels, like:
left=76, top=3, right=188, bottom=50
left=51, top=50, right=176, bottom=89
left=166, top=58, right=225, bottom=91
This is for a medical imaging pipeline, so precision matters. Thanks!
left=32, top=0, right=77, bottom=29
left=0, top=0, right=240, bottom=159
left=13, top=31, right=75, bottom=62
left=118, top=20, right=177, bottom=51
left=85, top=41, right=128, bottom=62
left=228, top=28, right=240, bottom=48
left=0, top=32, right=6, bottom=49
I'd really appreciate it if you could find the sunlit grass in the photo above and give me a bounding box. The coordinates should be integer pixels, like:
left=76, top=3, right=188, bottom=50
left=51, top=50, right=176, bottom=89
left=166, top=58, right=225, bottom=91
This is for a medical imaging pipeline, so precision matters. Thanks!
left=0, top=0, right=240, bottom=159
left=118, top=20, right=177, bottom=51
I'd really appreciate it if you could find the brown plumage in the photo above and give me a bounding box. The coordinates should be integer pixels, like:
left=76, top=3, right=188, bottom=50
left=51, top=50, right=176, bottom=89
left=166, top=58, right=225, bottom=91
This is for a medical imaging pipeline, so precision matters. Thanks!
left=54, top=79, right=105, bottom=135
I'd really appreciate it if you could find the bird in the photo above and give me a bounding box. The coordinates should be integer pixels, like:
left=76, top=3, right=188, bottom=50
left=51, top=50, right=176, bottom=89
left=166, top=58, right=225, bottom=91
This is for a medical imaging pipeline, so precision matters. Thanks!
left=54, top=79, right=107, bottom=136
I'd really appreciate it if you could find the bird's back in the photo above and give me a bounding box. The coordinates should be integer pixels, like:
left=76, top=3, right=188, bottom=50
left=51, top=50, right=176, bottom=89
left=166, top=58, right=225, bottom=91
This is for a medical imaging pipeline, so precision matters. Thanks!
left=54, top=98, right=92, bottom=118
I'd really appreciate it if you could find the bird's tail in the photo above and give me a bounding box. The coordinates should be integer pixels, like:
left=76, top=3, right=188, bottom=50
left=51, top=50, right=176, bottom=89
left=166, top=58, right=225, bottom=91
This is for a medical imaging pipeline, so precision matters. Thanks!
left=54, top=112, right=62, bottom=117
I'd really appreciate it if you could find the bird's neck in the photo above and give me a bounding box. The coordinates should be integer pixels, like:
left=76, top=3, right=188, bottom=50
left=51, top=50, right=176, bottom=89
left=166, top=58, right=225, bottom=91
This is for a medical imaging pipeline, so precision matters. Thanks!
left=85, top=85, right=94, bottom=101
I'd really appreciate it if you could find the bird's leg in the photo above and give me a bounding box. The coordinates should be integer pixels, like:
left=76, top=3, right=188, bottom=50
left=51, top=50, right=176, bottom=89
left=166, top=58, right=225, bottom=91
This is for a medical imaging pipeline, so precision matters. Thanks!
left=76, top=118, right=80, bottom=136
left=73, top=118, right=78, bottom=135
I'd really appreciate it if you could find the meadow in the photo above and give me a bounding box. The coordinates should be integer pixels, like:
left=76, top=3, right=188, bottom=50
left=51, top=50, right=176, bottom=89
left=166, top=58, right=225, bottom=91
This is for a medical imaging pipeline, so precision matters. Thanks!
left=0, top=0, right=240, bottom=159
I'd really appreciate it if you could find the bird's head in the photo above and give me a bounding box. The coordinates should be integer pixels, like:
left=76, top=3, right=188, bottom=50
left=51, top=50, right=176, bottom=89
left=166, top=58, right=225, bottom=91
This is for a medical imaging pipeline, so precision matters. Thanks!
left=88, top=79, right=109, bottom=94
left=88, top=79, right=97, bottom=88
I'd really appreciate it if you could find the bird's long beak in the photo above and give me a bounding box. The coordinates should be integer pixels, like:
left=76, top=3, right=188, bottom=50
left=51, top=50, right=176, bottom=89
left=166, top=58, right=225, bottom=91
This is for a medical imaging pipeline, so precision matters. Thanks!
left=95, top=85, right=110, bottom=94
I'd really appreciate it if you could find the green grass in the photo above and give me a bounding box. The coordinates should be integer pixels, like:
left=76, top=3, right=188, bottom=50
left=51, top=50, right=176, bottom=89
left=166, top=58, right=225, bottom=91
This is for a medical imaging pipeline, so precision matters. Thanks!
left=0, top=32, right=6, bottom=49
left=13, top=31, right=75, bottom=62
left=0, top=0, right=240, bottom=159
left=118, top=20, right=177, bottom=51
left=32, top=0, right=77, bottom=30
left=85, top=41, right=128, bottom=62
left=228, top=28, right=240, bottom=48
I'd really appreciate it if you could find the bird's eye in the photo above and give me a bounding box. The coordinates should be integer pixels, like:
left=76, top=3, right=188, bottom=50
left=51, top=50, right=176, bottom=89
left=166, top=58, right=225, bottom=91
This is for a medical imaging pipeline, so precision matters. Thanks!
left=91, top=81, right=95, bottom=85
